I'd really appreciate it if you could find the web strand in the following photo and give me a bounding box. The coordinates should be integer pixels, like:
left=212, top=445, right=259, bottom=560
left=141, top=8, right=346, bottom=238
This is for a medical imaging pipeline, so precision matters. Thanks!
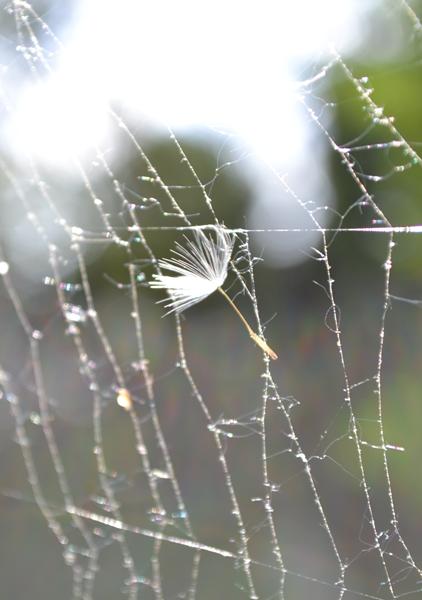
left=1, top=2, right=422, bottom=599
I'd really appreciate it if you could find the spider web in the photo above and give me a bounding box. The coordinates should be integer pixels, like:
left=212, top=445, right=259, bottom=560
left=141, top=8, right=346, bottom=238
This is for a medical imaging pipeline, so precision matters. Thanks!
left=1, top=1, right=422, bottom=599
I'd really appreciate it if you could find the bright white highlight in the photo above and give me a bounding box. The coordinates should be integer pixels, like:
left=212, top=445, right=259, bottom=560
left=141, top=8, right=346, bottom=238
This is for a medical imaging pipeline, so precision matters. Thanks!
left=3, top=0, right=381, bottom=266
left=7, top=74, right=109, bottom=166
left=4, top=0, right=374, bottom=165
left=0, top=261, right=10, bottom=276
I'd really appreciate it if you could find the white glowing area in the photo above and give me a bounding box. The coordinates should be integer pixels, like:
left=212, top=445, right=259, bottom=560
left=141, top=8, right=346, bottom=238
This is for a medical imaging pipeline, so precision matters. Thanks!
left=5, top=0, right=372, bottom=165
left=3, top=0, right=379, bottom=267
left=8, top=75, right=109, bottom=165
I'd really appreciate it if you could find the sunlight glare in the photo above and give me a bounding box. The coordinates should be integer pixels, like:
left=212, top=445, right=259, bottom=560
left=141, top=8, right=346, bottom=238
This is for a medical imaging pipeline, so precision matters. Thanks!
left=5, top=0, right=372, bottom=165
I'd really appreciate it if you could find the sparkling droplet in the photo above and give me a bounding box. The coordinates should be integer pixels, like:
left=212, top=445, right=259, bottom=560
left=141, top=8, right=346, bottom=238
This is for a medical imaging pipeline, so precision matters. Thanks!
left=29, top=412, right=41, bottom=425
left=0, top=261, right=9, bottom=275
left=151, top=469, right=170, bottom=480
left=296, top=452, right=307, bottom=463
left=63, top=303, right=87, bottom=323
left=63, top=547, right=76, bottom=566
left=65, top=324, right=79, bottom=336
left=137, top=444, right=147, bottom=455
left=172, top=510, right=187, bottom=519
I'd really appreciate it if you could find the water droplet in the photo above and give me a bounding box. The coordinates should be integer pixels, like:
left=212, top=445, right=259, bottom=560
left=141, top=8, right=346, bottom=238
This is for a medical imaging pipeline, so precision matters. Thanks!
left=63, top=303, right=87, bottom=323
left=116, top=388, right=132, bottom=411
left=0, top=261, right=10, bottom=275
left=65, top=324, right=79, bottom=336
left=137, top=444, right=147, bottom=455
left=29, top=412, right=41, bottom=425
left=151, top=469, right=170, bottom=480
left=148, top=507, right=167, bottom=524
left=5, top=393, right=17, bottom=405
left=172, top=510, right=187, bottom=519
left=90, top=494, right=109, bottom=507
left=60, top=282, right=82, bottom=292
left=93, top=527, right=105, bottom=537
left=63, top=547, right=76, bottom=566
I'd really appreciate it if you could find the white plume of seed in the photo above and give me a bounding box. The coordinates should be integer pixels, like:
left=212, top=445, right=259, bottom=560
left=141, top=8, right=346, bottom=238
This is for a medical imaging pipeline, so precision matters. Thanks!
left=150, top=226, right=278, bottom=360
left=150, top=227, right=234, bottom=314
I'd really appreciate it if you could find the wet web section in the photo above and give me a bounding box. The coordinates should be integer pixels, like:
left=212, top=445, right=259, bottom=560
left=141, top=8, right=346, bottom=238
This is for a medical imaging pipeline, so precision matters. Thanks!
left=1, top=1, right=422, bottom=599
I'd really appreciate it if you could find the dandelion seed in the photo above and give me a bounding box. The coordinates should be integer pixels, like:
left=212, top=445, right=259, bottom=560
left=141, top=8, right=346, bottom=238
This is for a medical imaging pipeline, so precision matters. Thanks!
left=150, top=227, right=233, bottom=313
left=150, top=227, right=278, bottom=360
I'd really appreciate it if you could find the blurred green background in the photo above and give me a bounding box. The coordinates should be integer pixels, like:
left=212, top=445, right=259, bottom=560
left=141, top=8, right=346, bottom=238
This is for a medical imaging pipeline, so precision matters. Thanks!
left=1, top=1, right=422, bottom=599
